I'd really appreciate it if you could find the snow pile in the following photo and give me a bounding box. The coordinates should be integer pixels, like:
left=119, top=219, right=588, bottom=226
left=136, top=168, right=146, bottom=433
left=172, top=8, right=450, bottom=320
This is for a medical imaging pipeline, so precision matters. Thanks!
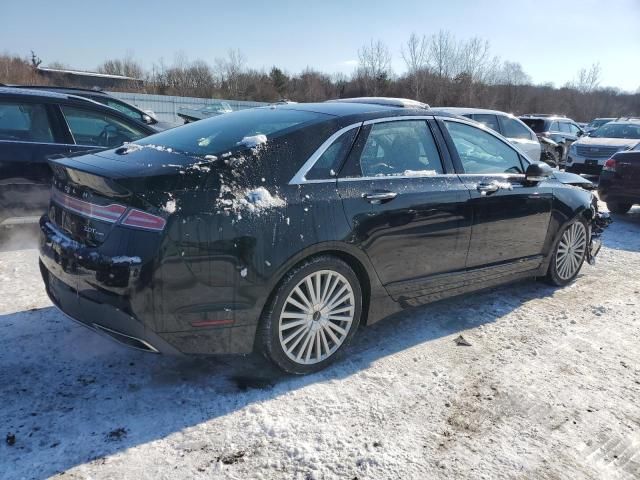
left=401, top=169, right=438, bottom=177
left=217, top=187, right=286, bottom=215
left=162, top=198, right=177, bottom=214
left=237, top=134, right=267, bottom=149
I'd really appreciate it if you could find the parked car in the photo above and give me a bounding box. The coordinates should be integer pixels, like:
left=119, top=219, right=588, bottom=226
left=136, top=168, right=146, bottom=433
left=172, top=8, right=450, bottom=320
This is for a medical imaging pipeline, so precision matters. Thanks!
left=598, top=143, right=640, bottom=213
left=38, top=97, right=609, bottom=374
left=437, top=107, right=541, bottom=162
left=177, top=101, right=233, bottom=123
left=585, top=117, right=615, bottom=133
left=519, top=115, right=584, bottom=166
left=2, top=85, right=177, bottom=132
left=0, top=87, right=155, bottom=226
left=566, top=120, right=640, bottom=175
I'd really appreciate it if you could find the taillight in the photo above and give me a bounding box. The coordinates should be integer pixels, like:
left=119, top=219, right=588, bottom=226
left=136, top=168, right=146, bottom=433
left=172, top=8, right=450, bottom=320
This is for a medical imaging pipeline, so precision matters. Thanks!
left=52, top=189, right=126, bottom=223
left=121, top=209, right=166, bottom=231
left=603, top=158, right=617, bottom=172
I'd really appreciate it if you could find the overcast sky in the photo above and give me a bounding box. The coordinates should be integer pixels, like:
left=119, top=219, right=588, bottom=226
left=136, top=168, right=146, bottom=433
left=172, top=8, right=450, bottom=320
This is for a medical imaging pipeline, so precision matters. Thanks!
left=3, top=0, right=639, bottom=92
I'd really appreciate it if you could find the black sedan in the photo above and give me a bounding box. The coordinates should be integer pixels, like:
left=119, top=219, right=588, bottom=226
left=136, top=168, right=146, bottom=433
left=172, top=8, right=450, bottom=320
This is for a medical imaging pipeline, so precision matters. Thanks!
left=38, top=98, right=609, bottom=374
left=599, top=144, right=640, bottom=213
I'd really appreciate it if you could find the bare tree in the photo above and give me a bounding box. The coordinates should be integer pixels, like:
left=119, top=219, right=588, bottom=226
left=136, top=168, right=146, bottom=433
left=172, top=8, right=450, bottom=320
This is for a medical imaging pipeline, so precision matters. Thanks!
left=97, top=54, right=144, bottom=79
left=357, top=39, right=392, bottom=95
left=215, top=48, right=247, bottom=97
left=401, top=33, right=430, bottom=99
left=574, top=62, right=602, bottom=94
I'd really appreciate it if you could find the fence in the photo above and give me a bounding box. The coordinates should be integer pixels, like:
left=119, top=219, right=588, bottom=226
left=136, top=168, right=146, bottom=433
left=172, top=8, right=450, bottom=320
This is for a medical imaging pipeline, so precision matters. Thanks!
left=107, top=92, right=268, bottom=123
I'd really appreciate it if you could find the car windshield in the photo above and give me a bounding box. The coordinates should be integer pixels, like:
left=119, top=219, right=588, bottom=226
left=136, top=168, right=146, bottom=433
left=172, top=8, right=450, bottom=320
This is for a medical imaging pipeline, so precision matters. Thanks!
left=590, top=123, right=640, bottom=139
left=136, top=107, right=329, bottom=156
left=520, top=118, right=546, bottom=133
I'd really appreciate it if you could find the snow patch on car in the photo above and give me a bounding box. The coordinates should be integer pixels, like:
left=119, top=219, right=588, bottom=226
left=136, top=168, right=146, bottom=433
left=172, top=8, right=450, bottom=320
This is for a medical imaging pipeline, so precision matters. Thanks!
left=237, top=134, right=267, bottom=149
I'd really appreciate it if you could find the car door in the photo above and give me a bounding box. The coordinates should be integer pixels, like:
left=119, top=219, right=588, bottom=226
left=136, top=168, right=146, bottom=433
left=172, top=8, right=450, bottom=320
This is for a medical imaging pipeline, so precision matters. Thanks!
left=0, top=99, right=74, bottom=222
left=498, top=115, right=541, bottom=162
left=58, top=104, right=150, bottom=150
left=438, top=117, right=552, bottom=269
left=336, top=117, right=472, bottom=303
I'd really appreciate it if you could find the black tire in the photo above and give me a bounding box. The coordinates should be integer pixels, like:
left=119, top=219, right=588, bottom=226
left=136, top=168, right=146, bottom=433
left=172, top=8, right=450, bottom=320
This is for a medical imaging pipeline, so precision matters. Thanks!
left=607, top=201, right=632, bottom=214
left=541, top=148, right=559, bottom=168
left=545, top=218, right=589, bottom=286
left=258, top=255, right=363, bottom=375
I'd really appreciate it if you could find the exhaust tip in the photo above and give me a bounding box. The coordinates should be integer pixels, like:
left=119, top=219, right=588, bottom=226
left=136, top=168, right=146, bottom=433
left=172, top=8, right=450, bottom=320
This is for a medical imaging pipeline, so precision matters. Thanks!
left=92, top=323, right=159, bottom=353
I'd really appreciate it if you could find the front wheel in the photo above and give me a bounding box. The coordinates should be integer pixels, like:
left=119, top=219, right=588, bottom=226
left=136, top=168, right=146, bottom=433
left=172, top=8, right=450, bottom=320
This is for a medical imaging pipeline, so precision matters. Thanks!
left=607, top=201, right=632, bottom=214
left=545, top=219, right=589, bottom=286
left=258, top=256, right=362, bottom=374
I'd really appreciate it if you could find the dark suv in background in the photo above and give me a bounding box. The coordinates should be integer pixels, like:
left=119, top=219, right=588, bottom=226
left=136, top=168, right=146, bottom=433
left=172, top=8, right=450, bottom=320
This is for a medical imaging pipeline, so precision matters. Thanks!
left=2, top=85, right=176, bottom=132
left=520, top=115, right=584, bottom=166
left=0, top=87, right=154, bottom=228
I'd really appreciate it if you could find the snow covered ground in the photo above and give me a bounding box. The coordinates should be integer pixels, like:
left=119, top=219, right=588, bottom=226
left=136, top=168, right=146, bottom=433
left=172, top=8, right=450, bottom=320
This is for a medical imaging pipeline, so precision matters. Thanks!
left=1, top=206, right=639, bottom=480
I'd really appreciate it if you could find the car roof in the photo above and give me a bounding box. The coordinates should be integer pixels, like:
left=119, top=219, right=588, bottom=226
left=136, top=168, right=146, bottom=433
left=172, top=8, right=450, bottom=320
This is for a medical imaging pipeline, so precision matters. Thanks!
left=1, top=84, right=112, bottom=97
left=520, top=115, right=573, bottom=122
left=436, top=107, right=515, bottom=117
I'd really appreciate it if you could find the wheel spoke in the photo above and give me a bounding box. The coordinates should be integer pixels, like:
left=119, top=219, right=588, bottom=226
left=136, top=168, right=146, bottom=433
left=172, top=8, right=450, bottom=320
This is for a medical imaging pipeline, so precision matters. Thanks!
left=280, top=319, right=309, bottom=331
left=279, top=269, right=356, bottom=365
left=326, top=305, right=353, bottom=316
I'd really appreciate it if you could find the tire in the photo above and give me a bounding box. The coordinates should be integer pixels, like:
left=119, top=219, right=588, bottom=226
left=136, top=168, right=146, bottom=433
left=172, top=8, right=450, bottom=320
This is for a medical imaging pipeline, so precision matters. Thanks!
left=541, top=148, right=559, bottom=168
left=545, top=218, right=589, bottom=286
left=607, top=201, right=632, bottom=214
left=258, top=255, right=363, bottom=374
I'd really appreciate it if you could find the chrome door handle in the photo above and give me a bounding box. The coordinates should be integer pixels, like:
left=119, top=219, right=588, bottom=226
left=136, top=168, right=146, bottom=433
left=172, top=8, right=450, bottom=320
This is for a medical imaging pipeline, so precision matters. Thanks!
left=477, top=182, right=500, bottom=196
left=363, top=192, right=397, bottom=204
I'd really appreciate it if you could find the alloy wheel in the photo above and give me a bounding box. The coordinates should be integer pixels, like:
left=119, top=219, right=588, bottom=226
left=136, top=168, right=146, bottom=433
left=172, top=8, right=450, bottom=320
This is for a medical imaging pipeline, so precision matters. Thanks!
left=555, top=222, right=587, bottom=280
left=278, top=270, right=355, bottom=365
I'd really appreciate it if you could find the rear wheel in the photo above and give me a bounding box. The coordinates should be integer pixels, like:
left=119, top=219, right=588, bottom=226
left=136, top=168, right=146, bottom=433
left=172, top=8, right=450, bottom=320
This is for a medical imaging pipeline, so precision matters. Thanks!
left=258, top=255, right=362, bottom=374
left=545, top=219, right=589, bottom=286
left=606, top=201, right=632, bottom=214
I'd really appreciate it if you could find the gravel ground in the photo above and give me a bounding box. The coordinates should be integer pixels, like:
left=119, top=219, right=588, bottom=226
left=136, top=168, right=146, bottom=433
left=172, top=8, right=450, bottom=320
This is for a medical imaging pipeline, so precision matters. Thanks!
left=1, top=205, right=639, bottom=480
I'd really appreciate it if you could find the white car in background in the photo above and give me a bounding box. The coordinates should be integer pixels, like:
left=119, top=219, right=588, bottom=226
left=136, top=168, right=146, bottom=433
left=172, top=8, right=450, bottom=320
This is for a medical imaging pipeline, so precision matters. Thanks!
left=437, top=107, right=541, bottom=162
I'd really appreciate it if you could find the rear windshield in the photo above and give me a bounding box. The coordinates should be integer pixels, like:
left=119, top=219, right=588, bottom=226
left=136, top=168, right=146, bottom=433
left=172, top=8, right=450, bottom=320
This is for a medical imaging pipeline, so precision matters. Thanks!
left=588, top=119, right=612, bottom=129
left=520, top=118, right=547, bottom=133
left=136, top=107, right=329, bottom=156
left=590, top=123, right=640, bottom=139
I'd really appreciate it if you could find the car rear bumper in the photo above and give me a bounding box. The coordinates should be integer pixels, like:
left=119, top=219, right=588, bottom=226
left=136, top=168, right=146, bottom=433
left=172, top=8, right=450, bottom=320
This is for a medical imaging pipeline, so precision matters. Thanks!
left=40, top=261, right=180, bottom=354
left=598, top=173, right=640, bottom=204
left=38, top=215, right=257, bottom=356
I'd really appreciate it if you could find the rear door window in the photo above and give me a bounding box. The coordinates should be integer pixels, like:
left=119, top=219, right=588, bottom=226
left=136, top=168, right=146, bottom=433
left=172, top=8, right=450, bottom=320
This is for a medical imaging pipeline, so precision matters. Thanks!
left=355, top=120, right=444, bottom=177
left=0, top=101, right=54, bottom=142
left=559, top=122, right=571, bottom=133
left=500, top=116, right=533, bottom=140
left=61, top=105, right=148, bottom=148
left=550, top=121, right=560, bottom=132
left=306, top=127, right=358, bottom=180
left=471, top=114, right=500, bottom=133
left=444, top=120, right=524, bottom=174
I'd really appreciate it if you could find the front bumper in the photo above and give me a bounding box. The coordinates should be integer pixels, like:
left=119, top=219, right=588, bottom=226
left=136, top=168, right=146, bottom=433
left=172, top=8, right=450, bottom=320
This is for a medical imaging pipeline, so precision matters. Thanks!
left=586, top=211, right=611, bottom=265
left=566, top=158, right=604, bottom=175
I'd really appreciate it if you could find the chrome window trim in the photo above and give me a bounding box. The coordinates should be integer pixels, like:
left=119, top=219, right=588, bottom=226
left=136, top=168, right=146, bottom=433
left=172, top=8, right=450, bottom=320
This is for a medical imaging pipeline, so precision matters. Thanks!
left=362, top=115, right=434, bottom=125
left=337, top=173, right=458, bottom=182
left=289, top=122, right=362, bottom=185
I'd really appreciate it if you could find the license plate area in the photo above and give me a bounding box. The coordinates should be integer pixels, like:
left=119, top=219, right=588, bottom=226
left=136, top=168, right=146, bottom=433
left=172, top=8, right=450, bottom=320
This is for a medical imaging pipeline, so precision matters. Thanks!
left=585, top=159, right=599, bottom=166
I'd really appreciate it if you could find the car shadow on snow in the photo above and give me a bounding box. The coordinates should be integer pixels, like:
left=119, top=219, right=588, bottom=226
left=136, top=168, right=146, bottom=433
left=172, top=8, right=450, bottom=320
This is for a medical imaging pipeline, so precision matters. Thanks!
left=0, top=276, right=569, bottom=479
left=600, top=205, right=640, bottom=253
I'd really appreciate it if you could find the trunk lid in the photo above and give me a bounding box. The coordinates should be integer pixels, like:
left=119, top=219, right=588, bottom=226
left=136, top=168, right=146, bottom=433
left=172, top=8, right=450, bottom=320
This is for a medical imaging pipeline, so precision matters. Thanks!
left=47, top=147, right=211, bottom=246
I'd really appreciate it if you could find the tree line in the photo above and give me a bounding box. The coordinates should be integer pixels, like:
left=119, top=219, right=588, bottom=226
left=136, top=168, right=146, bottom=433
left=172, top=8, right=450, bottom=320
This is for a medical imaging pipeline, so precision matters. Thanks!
left=1, top=31, right=639, bottom=122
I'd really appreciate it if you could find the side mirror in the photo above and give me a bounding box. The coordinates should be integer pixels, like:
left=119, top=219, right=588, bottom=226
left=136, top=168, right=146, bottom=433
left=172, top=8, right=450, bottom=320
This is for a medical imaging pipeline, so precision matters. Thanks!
left=577, top=130, right=584, bottom=137
left=142, top=114, right=154, bottom=125
left=525, top=162, right=553, bottom=183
